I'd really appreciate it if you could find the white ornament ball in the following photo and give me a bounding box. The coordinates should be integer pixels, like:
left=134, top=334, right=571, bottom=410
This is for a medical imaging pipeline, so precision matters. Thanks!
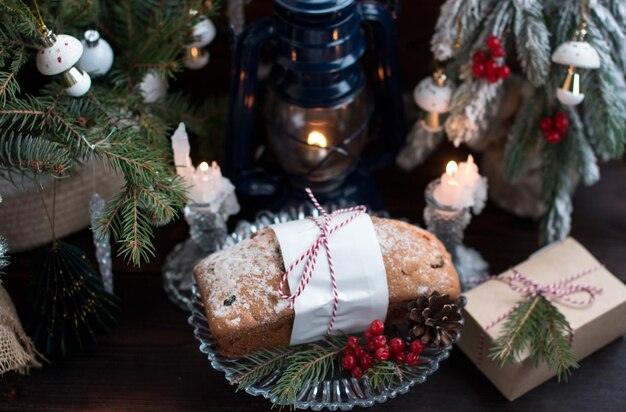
left=36, top=34, right=83, bottom=76
left=551, top=41, right=600, bottom=69
left=413, top=76, right=453, bottom=114
left=77, top=30, right=114, bottom=76
left=65, top=70, right=92, bottom=97
left=139, top=72, right=168, bottom=103
left=189, top=17, right=216, bottom=48
left=556, top=88, right=585, bottom=106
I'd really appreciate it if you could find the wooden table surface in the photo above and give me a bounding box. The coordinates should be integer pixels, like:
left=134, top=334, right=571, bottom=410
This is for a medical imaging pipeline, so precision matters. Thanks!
left=1, top=148, right=625, bottom=412
left=2, top=2, right=625, bottom=410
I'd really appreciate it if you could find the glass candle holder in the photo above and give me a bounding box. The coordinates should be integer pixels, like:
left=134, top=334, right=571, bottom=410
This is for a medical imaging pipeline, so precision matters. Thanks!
left=162, top=202, right=230, bottom=310
left=424, top=179, right=488, bottom=290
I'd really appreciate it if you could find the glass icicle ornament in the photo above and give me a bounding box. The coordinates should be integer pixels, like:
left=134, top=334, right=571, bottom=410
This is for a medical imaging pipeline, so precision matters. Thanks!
left=36, top=28, right=91, bottom=97
left=90, top=193, right=114, bottom=294
left=77, top=30, right=114, bottom=76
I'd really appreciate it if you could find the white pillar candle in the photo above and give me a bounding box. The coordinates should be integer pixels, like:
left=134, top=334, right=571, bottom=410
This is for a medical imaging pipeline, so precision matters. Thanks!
left=433, top=161, right=463, bottom=208
left=433, top=155, right=487, bottom=211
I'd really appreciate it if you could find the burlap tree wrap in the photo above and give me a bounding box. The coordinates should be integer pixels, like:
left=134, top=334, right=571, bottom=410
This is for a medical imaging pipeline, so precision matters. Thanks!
left=0, top=286, right=41, bottom=375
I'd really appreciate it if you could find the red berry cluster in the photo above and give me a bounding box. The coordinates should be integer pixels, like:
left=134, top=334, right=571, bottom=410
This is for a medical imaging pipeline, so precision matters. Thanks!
left=472, top=35, right=510, bottom=83
left=540, top=111, right=569, bottom=144
left=341, top=320, right=427, bottom=379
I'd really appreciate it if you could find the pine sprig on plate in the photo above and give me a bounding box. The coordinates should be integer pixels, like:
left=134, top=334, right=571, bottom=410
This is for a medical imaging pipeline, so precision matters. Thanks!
left=489, top=294, right=578, bottom=380
left=270, top=336, right=345, bottom=408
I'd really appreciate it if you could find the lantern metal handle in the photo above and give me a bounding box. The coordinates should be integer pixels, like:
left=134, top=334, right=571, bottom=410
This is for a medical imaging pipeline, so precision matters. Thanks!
left=225, top=17, right=275, bottom=179
left=358, top=1, right=405, bottom=172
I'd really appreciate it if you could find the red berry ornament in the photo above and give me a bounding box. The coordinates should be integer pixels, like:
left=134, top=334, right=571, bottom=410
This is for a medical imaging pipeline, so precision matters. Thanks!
left=372, top=335, right=387, bottom=349
left=389, top=338, right=405, bottom=354
left=486, top=35, right=501, bottom=50
left=375, top=347, right=390, bottom=361
left=409, top=340, right=426, bottom=355
left=343, top=347, right=355, bottom=357
left=553, top=111, right=570, bottom=134
left=355, top=346, right=367, bottom=358
left=491, top=46, right=505, bottom=58
left=370, top=320, right=385, bottom=336
left=545, top=130, right=562, bottom=144
left=405, top=352, right=420, bottom=366
left=352, top=365, right=364, bottom=379
left=539, top=117, right=554, bottom=133
left=472, top=62, right=485, bottom=78
left=486, top=73, right=499, bottom=84
left=472, top=50, right=489, bottom=63
left=347, top=336, right=360, bottom=348
left=393, top=352, right=406, bottom=364
left=367, top=341, right=377, bottom=352
left=485, top=60, right=499, bottom=76
left=364, top=329, right=373, bottom=341
left=342, top=354, right=357, bottom=371
left=359, top=353, right=374, bottom=369
left=498, top=65, right=511, bottom=79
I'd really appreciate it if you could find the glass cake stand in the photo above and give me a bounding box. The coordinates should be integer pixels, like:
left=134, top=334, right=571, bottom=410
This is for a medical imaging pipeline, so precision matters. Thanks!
left=186, top=204, right=466, bottom=410
left=188, top=289, right=466, bottom=410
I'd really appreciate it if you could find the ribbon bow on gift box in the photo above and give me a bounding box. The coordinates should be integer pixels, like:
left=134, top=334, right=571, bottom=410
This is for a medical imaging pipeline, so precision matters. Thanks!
left=477, top=265, right=603, bottom=379
left=276, top=188, right=367, bottom=335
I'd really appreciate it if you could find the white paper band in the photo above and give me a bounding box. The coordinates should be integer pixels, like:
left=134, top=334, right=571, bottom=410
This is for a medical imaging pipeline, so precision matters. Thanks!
left=271, top=213, right=388, bottom=345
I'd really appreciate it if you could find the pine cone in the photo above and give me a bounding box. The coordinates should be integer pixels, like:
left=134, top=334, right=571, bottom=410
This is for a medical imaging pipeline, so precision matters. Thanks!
left=408, top=291, right=463, bottom=347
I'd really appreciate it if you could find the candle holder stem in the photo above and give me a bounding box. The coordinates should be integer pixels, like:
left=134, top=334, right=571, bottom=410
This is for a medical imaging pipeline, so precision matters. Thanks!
left=424, top=180, right=488, bottom=290
left=162, top=202, right=229, bottom=310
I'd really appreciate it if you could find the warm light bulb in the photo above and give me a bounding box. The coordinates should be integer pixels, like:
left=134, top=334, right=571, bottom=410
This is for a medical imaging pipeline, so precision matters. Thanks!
left=199, top=161, right=209, bottom=172
left=446, top=161, right=458, bottom=176
left=307, top=131, right=328, bottom=148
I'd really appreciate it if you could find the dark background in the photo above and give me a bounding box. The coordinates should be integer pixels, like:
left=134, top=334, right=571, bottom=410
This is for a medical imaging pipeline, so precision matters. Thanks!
left=1, top=1, right=625, bottom=411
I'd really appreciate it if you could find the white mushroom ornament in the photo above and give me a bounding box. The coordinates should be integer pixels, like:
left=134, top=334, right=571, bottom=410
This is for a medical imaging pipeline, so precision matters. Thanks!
left=551, top=22, right=600, bottom=106
left=77, top=30, right=114, bottom=77
left=36, top=29, right=91, bottom=97
left=183, top=16, right=217, bottom=70
left=413, top=70, right=454, bottom=132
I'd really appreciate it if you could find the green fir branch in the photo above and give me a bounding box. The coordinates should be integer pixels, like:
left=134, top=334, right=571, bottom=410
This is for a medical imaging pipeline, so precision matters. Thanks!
left=231, top=346, right=297, bottom=390
left=504, top=97, right=543, bottom=182
left=0, top=131, right=73, bottom=181
left=512, top=0, right=551, bottom=87
left=566, top=107, right=599, bottom=186
left=489, top=295, right=578, bottom=381
left=490, top=295, right=543, bottom=364
left=366, top=360, right=398, bottom=390
left=270, top=336, right=345, bottom=408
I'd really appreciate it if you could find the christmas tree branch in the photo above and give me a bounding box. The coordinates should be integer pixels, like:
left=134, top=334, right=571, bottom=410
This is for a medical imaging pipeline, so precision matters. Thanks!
left=0, top=131, right=73, bottom=181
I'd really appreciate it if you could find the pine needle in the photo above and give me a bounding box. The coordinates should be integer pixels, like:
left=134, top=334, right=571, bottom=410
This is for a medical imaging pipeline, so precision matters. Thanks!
left=489, top=295, right=578, bottom=380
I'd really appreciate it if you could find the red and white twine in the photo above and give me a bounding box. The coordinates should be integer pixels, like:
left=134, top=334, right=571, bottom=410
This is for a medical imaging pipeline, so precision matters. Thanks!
left=476, top=265, right=604, bottom=368
left=276, top=188, right=367, bottom=335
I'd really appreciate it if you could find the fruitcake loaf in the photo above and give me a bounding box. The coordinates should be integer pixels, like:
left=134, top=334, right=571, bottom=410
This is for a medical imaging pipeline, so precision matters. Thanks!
left=193, top=217, right=460, bottom=357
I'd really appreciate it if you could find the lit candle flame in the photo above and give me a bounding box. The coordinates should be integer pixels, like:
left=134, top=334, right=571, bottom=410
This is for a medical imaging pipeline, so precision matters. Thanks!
left=446, top=161, right=458, bottom=176
left=190, top=47, right=199, bottom=58
left=199, top=161, right=209, bottom=172
left=446, top=161, right=459, bottom=186
left=307, top=131, right=328, bottom=148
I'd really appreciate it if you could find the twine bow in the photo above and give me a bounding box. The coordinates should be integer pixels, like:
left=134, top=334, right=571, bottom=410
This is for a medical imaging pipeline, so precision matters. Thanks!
left=276, top=188, right=367, bottom=334
left=477, top=265, right=603, bottom=368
